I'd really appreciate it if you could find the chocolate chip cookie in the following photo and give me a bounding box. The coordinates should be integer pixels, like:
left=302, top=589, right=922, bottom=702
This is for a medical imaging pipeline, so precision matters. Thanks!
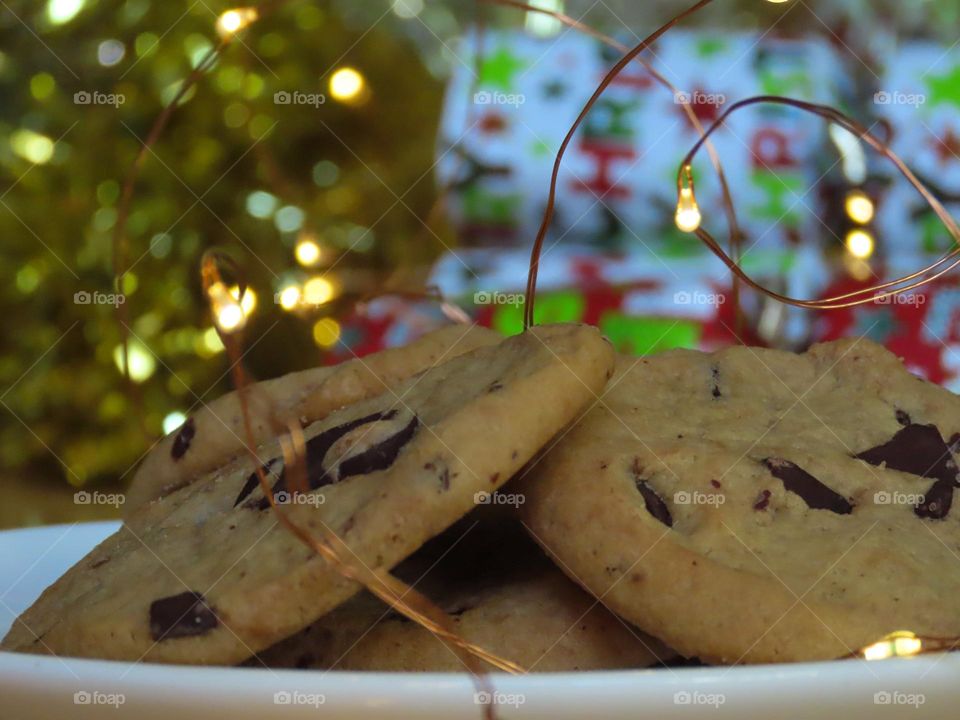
left=3, top=324, right=614, bottom=665
left=126, top=324, right=501, bottom=513
left=521, top=339, right=960, bottom=663
left=251, top=513, right=672, bottom=671
left=252, top=568, right=670, bottom=672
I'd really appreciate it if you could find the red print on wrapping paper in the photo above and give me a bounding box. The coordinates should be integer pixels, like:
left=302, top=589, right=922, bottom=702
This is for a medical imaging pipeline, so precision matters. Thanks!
left=931, top=126, right=960, bottom=166
left=571, top=139, right=636, bottom=199
left=676, top=87, right=724, bottom=128
left=814, top=277, right=946, bottom=384
left=478, top=112, right=508, bottom=135
left=570, top=256, right=609, bottom=287
left=750, top=128, right=797, bottom=169
left=607, top=68, right=655, bottom=91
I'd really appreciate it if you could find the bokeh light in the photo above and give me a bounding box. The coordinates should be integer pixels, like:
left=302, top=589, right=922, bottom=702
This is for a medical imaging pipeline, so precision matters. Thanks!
left=10, top=130, right=55, bottom=164
left=844, top=191, right=875, bottom=225
left=329, top=67, right=366, bottom=103
left=112, top=341, right=157, bottom=383
left=312, top=318, right=341, bottom=347
left=845, top=229, right=875, bottom=259
left=47, top=0, right=85, bottom=25
left=295, top=236, right=322, bottom=266
left=162, top=411, right=187, bottom=435
left=303, top=276, right=336, bottom=306
left=215, top=7, right=259, bottom=39
left=277, top=284, right=302, bottom=311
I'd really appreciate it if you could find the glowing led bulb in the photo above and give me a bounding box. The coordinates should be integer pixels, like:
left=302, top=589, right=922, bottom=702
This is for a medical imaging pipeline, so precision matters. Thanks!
left=329, top=67, right=365, bottom=103
left=208, top=281, right=247, bottom=333
left=229, top=284, right=257, bottom=315
left=215, top=7, right=258, bottom=38
left=845, top=229, right=875, bottom=259
left=845, top=190, right=875, bottom=225
left=675, top=187, right=702, bottom=233
left=862, top=631, right=923, bottom=661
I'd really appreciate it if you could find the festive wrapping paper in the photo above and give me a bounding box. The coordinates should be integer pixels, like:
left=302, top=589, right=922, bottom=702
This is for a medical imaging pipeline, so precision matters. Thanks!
left=872, top=40, right=960, bottom=274
left=812, top=276, right=960, bottom=392
left=332, top=28, right=856, bottom=361
left=806, top=39, right=960, bottom=389
left=328, top=243, right=827, bottom=362
left=437, top=28, right=848, bottom=254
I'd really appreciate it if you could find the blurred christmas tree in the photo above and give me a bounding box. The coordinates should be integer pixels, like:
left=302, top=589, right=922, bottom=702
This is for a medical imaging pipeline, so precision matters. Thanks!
left=4, top=0, right=960, bottom=527
left=0, top=0, right=462, bottom=524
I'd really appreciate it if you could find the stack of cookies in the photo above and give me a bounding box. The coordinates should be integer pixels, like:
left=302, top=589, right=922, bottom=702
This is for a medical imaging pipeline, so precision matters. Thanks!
left=4, top=323, right=960, bottom=670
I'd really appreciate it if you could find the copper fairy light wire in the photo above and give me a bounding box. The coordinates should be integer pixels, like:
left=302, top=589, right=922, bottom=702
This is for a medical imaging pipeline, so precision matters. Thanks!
left=200, top=252, right=523, bottom=711
left=508, top=0, right=960, bottom=659
left=515, top=0, right=960, bottom=324
left=272, top=420, right=521, bottom=681
left=122, top=0, right=960, bottom=673
left=112, top=5, right=518, bottom=695
left=112, top=3, right=275, bottom=435
left=676, top=95, right=960, bottom=308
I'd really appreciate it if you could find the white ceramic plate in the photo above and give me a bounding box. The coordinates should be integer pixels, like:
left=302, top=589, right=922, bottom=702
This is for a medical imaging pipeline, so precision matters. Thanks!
left=0, top=521, right=957, bottom=719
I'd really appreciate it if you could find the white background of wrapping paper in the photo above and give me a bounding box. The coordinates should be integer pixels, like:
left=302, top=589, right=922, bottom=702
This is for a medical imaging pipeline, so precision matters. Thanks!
left=437, top=28, right=846, bottom=253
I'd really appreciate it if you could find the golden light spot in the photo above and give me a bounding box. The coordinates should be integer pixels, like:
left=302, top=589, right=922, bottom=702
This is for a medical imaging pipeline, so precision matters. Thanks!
left=845, top=190, right=875, bottom=225
left=295, top=236, right=322, bottom=267
left=674, top=187, right=701, bottom=233
left=845, top=229, right=875, bottom=259
left=207, top=281, right=247, bottom=333
left=11, top=129, right=55, bottom=164
left=312, top=318, right=341, bottom=348
left=277, top=285, right=302, bottom=311
left=862, top=631, right=923, bottom=661
left=229, top=284, right=257, bottom=315
left=199, top=327, right=226, bottom=355
left=112, top=341, right=156, bottom=383
left=215, top=7, right=259, bottom=38
left=47, top=0, right=85, bottom=25
left=329, top=67, right=366, bottom=103
left=303, top=276, right=336, bottom=306
left=162, top=411, right=187, bottom=435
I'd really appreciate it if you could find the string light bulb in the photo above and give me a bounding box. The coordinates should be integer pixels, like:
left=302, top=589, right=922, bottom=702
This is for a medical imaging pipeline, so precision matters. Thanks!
left=845, top=228, right=875, bottom=259
left=675, top=165, right=702, bottom=233
left=845, top=190, right=875, bottom=225
left=215, top=7, right=259, bottom=39
left=861, top=631, right=923, bottom=661
left=229, top=284, right=257, bottom=315
left=329, top=67, right=366, bottom=103
left=208, top=280, right=247, bottom=333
